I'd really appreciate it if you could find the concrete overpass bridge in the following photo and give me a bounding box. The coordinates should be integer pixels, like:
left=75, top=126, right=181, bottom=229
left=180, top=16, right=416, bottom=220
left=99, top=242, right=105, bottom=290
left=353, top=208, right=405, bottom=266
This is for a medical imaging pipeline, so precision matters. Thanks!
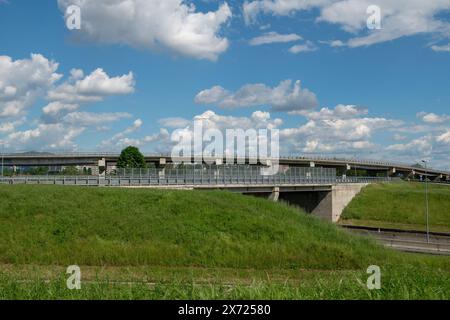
left=0, top=164, right=393, bottom=222
left=1, top=152, right=449, bottom=181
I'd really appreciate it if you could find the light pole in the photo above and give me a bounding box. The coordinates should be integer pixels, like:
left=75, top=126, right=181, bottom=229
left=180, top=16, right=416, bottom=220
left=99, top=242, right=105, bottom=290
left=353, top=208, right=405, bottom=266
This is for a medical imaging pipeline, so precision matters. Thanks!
left=1, top=142, right=4, bottom=178
left=422, top=160, right=430, bottom=243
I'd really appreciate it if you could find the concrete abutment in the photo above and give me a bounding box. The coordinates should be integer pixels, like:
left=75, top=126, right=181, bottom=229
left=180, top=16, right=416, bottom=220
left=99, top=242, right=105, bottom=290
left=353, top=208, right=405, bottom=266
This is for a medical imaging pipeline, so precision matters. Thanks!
left=274, top=183, right=367, bottom=223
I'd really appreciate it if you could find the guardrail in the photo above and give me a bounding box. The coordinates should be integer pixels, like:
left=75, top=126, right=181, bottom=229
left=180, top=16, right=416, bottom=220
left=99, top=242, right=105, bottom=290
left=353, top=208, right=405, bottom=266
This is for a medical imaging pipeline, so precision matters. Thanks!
left=0, top=166, right=394, bottom=187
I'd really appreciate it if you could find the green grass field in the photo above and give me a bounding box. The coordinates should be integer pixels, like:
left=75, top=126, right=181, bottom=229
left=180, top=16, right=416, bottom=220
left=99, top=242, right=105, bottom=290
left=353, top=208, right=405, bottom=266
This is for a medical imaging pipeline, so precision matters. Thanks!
left=0, top=185, right=449, bottom=299
left=341, top=182, right=450, bottom=233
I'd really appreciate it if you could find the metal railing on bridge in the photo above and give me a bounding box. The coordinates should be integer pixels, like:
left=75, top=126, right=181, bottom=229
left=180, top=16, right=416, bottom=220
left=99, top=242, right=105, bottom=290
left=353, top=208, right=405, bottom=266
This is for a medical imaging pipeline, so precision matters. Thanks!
left=0, top=165, right=394, bottom=187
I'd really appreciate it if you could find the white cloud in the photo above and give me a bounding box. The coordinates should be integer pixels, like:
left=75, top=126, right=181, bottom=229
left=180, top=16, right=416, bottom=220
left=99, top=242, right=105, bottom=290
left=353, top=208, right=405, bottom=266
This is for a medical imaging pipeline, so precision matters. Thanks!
left=330, top=40, right=345, bottom=47
left=99, top=118, right=142, bottom=149
left=6, top=124, right=85, bottom=151
left=386, top=136, right=433, bottom=155
left=61, top=112, right=132, bottom=126
left=243, top=0, right=450, bottom=49
left=159, top=117, right=192, bottom=128
left=292, top=104, right=368, bottom=118
left=279, top=104, right=402, bottom=154
left=0, top=118, right=24, bottom=134
left=418, top=112, right=450, bottom=124
left=158, top=107, right=400, bottom=158
left=0, top=53, right=138, bottom=151
left=289, top=41, right=318, bottom=54
left=243, top=0, right=329, bottom=23
left=195, top=79, right=318, bottom=111
left=431, top=43, right=450, bottom=52
left=0, top=54, right=61, bottom=118
left=58, top=0, right=232, bottom=61
left=100, top=119, right=170, bottom=149
left=194, top=110, right=283, bottom=130
left=47, top=68, right=134, bottom=104
left=436, top=131, right=450, bottom=144
left=249, top=31, right=302, bottom=45
left=41, top=102, right=79, bottom=121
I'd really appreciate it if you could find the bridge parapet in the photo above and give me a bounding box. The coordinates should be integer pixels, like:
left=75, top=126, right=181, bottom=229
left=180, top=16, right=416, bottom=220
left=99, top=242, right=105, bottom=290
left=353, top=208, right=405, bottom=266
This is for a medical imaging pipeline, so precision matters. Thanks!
left=0, top=165, right=393, bottom=187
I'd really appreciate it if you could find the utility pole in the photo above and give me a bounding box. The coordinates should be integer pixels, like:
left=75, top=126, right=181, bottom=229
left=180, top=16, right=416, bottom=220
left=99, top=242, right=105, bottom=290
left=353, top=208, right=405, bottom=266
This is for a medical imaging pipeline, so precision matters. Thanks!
left=422, top=160, right=430, bottom=243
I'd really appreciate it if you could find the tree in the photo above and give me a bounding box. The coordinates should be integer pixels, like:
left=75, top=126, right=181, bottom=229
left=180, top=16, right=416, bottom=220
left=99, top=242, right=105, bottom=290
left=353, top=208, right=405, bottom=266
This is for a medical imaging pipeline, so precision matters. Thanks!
left=117, top=146, right=147, bottom=169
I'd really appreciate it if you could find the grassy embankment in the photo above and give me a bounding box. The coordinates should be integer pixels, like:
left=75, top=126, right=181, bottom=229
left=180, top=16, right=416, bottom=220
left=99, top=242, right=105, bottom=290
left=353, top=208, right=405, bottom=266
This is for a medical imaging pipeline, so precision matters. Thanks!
left=0, top=185, right=448, bottom=299
left=341, top=182, right=450, bottom=233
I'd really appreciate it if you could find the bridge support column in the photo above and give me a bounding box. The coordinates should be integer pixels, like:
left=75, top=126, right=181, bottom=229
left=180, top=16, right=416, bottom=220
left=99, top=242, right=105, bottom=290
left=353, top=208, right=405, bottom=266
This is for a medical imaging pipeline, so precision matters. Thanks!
left=269, top=187, right=280, bottom=202
left=98, top=158, right=106, bottom=176
left=407, top=170, right=416, bottom=180
left=389, top=168, right=396, bottom=177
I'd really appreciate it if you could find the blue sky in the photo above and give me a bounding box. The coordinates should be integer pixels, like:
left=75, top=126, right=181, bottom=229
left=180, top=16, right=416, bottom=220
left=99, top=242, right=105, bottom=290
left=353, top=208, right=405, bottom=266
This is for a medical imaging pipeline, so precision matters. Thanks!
left=1, top=0, right=450, bottom=169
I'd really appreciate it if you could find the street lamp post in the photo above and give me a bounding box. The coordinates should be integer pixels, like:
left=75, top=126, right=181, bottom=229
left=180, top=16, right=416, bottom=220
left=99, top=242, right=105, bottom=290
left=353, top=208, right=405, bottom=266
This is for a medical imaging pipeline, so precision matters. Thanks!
left=1, top=143, right=4, bottom=178
left=422, top=160, right=430, bottom=243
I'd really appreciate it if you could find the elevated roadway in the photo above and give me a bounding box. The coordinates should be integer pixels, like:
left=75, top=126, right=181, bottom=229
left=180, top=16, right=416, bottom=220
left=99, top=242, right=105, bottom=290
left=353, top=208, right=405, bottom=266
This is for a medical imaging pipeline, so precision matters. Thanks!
left=1, top=152, right=449, bottom=180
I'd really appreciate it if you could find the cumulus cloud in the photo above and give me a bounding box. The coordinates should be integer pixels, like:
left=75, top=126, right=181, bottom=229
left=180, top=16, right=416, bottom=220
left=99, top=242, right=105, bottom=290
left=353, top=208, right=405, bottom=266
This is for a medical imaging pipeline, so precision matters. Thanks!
left=249, top=31, right=302, bottom=45
left=195, top=110, right=283, bottom=130
left=418, top=112, right=450, bottom=124
left=195, top=79, right=318, bottom=111
left=292, top=104, right=368, bottom=118
left=243, top=0, right=450, bottom=49
left=0, top=118, right=24, bottom=134
left=58, top=0, right=232, bottom=61
left=6, top=124, right=85, bottom=151
left=0, top=54, right=61, bottom=118
left=279, top=104, right=402, bottom=155
left=0, top=53, right=137, bottom=150
left=100, top=119, right=170, bottom=149
left=436, top=131, right=450, bottom=144
left=153, top=108, right=449, bottom=169
left=47, top=68, right=134, bottom=104
left=159, top=110, right=282, bottom=158
left=387, top=136, right=434, bottom=154
left=156, top=107, right=402, bottom=159
left=41, top=68, right=135, bottom=125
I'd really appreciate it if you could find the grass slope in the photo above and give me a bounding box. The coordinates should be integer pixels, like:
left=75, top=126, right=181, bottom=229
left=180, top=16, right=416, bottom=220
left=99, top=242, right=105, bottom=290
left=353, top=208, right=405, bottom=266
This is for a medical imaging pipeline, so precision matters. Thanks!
left=0, top=185, right=391, bottom=269
left=0, top=185, right=449, bottom=299
left=341, top=182, right=450, bottom=232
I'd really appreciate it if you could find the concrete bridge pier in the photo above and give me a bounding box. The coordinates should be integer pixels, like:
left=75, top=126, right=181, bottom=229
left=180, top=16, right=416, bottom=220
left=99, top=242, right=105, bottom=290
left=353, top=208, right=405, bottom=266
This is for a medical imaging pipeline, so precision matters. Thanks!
left=269, top=187, right=280, bottom=201
left=98, top=158, right=106, bottom=176
left=389, top=167, right=397, bottom=176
